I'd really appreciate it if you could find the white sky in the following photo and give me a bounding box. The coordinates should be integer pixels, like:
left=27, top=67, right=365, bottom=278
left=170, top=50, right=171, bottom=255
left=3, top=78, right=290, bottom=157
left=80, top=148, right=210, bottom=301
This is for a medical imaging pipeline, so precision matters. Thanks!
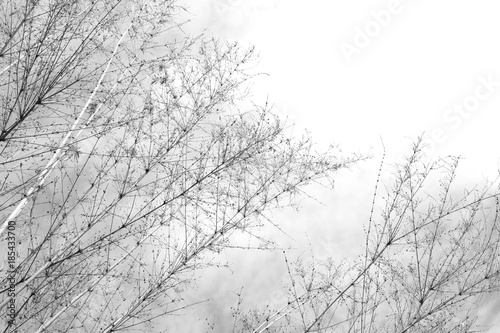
left=176, top=0, right=500, bottom=330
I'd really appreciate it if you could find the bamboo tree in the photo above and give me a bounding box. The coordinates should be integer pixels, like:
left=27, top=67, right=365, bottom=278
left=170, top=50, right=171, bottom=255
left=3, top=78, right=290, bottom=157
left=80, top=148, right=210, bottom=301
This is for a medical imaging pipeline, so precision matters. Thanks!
left=245, top=139, right=500, bottom=333
left=0, top=1, right=359, bottom=331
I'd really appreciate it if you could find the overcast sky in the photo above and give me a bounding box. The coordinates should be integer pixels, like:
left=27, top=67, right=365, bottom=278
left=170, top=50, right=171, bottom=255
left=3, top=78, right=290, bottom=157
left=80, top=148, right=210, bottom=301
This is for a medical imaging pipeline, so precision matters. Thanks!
left=175, top=1, right=500, bottom=330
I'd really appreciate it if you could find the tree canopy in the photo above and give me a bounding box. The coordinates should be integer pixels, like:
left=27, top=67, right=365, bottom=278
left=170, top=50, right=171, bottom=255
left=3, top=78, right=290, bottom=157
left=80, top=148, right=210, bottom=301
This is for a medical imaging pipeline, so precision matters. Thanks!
left=1, top=1, right=499, bottom=332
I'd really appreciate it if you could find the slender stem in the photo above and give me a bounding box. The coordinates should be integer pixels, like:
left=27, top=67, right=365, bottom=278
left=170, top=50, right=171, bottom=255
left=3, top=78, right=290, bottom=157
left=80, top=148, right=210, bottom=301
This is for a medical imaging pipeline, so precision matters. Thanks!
left=0, top=24, right=131, bottom=241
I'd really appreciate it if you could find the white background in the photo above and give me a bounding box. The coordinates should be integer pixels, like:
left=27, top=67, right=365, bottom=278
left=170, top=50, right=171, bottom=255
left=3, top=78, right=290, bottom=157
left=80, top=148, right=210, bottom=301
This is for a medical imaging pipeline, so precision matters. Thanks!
left=173, top=1, right=500, bottom=330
